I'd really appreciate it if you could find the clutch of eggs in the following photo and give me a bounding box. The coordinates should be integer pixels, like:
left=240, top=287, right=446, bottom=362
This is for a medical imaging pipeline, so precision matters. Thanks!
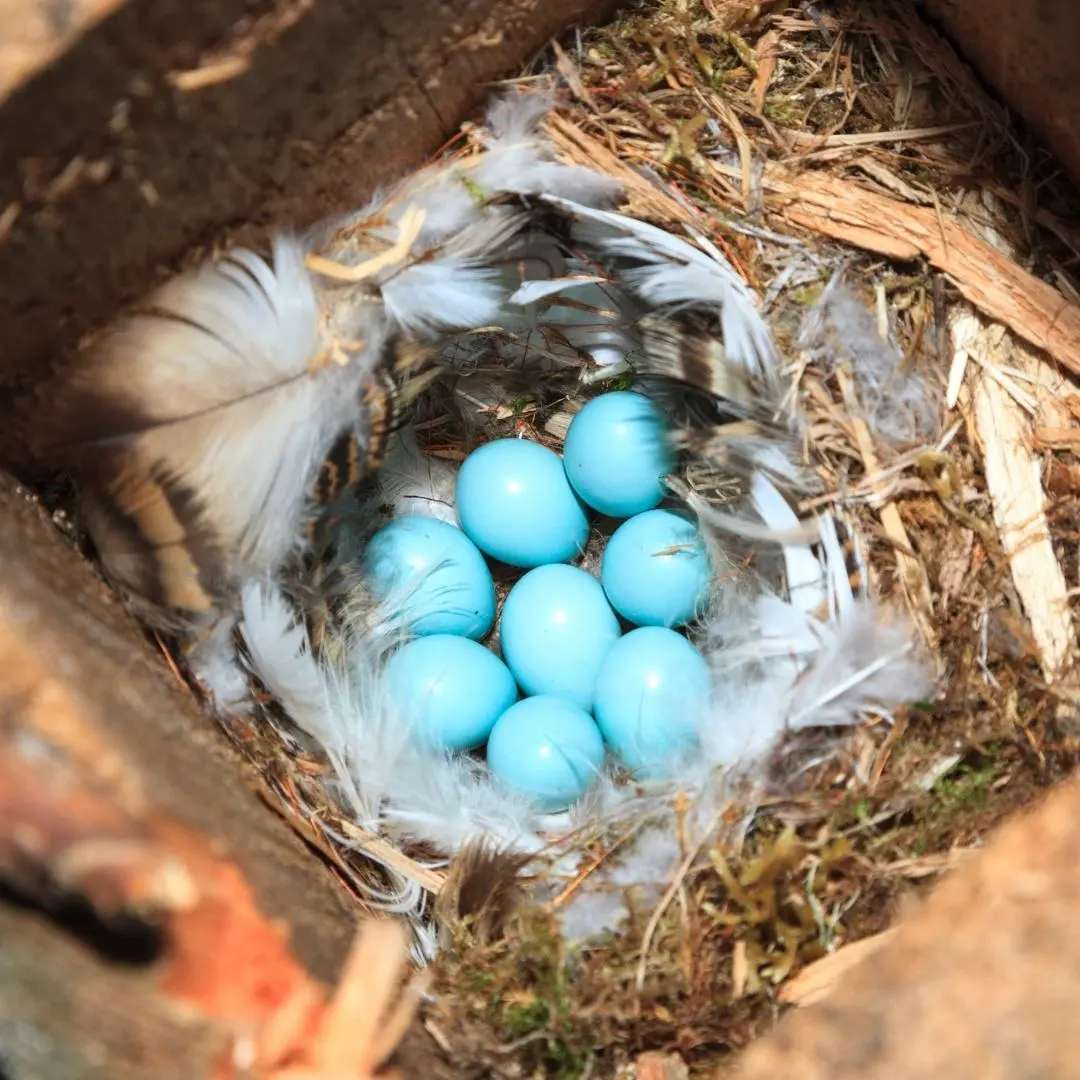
left=363, top=389, right=713, bottom=811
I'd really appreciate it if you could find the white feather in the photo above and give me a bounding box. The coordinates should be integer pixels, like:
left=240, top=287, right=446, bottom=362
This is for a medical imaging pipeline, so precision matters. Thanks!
left=239, top=581, right=547, bottom=866
left=188, top=615, right=251, bottom=711
left=378, top=427, right=459, bottom=525
left=75, top=234, right=379, bottom=585
left=785, top=604, right=929, bottom=729
left=749, top=472, right=826, bottom=613
left=817, top=514, right=857, bottom=622
left=508, top=275, right=611, bottom=306
left=320, top=91, right=624, bottom=342
left=381, top=257, right=507, bottom=336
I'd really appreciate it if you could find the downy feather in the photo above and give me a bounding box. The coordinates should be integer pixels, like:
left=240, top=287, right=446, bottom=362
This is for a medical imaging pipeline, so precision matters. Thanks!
left=311, top=90, right=624, bottom=344
left=797, top=270, right=940, bottom=449
left=239, top=580, right=547, bottom=868
left=43, top=235, right=385, bottom=627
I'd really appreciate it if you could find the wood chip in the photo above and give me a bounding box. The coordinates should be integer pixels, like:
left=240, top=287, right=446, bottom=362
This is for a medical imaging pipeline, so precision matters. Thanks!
left=749, top=29, right=781, bottom=113
left=167, top=55, right=251, bottom=92
left=0, top=201, right=20, bottom=246
left=746, top=166, right=1080, bottom=377
left=0, top=0, right=125, bottom=104
left=959, top=307, right=1075, bottom=680
left=636, top=1051, right=689, bottom=1080
left=779, top=928, right=899, bottom=1008
left=731, top=939, right=749, bottom=1000
left=937, top=526, right=975, bottom=609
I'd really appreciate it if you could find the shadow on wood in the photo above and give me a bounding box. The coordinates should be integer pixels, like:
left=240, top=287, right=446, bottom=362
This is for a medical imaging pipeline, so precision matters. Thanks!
left=0, top=0, right=620, bottom=463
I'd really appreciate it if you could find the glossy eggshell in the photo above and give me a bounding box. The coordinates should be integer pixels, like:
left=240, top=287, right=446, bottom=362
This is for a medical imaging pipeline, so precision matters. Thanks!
left=601, top=509, right=711, bottom=627
left=456, top=439, right=590, bottom=568
left=593, top=627, right=710, bottom=777
left=361, top=515, right=495, bottom=639
left=499, top=564, right=621, bottom=712
left=562, top=391, right=675, bottom=518
left=486, top=696, right=605, bottom=811
left=384, top=635, right=518, bottom=752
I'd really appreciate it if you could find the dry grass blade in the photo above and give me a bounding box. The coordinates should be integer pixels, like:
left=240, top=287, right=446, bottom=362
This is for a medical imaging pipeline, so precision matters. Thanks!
left=834, top=366, right=937, bottom=648
left=749, top=29, right=781, bottom=114
left=635, top=811, right=720, bottom=999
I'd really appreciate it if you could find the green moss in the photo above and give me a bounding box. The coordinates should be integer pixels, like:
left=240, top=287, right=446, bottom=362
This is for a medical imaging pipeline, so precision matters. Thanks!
left=462, top=176, right=487, bottom=205
left=931, top=758, right=1005, bottom=815
left=762, top=96, right=802, bottom=126
left=504, top=998, right=551, bottom=1037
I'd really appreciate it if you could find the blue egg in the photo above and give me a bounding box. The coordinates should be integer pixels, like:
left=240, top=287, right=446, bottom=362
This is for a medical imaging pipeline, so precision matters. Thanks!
left=563, top=391, right=676, bottom=518
left=500, top=564, right=621, bottom=712
left=602, top=509, right=712, bottom=628
left=385, top=635, right=518, bottom=752
left=361, top=515, right=495, bottom=639
left=456, top=439, right=589, bottom=568
left=486, top=696, right=605, bottom=811
left=593, top=627, right=710, bottom=777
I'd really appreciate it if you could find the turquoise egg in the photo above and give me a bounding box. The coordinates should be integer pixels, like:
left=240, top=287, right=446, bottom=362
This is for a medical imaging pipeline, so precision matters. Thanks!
left=601, top=509, right=712, bottom=628
left=562, top=391, right=676, bottom=518
left=486, top=696, right=605, bottom=811
left=385, top=635, right=518, bottom=752
left=361, top=515, right=495, bottom=639
left=593, top=627, right=710, bottom=777
left=500, top=564, right=621, bottom=712
left=456, top=439, right=590, bottom=568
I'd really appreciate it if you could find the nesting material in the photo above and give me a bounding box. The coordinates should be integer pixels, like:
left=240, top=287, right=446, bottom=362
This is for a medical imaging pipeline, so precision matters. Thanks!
left=27, top=0, right=1080, bottom=1069
left=36, top=87, right=931, bottom=942
left=235, top=106, right=927, bottom=945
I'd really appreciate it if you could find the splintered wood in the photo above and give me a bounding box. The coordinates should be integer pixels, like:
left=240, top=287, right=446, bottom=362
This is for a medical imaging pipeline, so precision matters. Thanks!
left=248, top=919, right=424, bottom=1080
left=755, top=167, right=1080, bottom=378
left=955, top=308, right=1075, bottom=683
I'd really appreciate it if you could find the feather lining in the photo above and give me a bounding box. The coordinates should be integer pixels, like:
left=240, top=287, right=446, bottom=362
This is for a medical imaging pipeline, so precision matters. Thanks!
left=44, top=235, right=384, bottom=624
left=538, top=194, right=781, bottom=386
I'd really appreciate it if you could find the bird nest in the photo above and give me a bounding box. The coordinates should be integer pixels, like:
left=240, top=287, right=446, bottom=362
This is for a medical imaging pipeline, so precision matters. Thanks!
left=30, top=0, right=1080, bottom=1075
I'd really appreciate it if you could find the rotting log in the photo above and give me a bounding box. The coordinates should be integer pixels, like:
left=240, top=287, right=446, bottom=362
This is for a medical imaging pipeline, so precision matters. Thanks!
left=0, top=0, right=621, bottom=465
left=0, top=471, right=343, bottom=1079
left=729, top=770, right=1080, bottom=1080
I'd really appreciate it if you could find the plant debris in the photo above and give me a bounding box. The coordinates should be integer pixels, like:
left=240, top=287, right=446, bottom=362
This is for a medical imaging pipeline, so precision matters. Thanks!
left=410, top=0, right=1080, bottom=1074
left=62, top=0, right=1080, bottom=1075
